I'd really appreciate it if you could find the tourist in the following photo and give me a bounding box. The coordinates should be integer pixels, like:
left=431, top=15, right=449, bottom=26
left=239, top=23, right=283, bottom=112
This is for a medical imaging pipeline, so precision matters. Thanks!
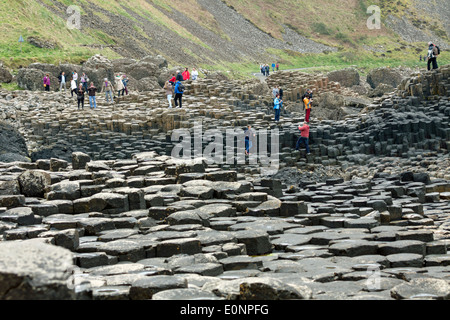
left=279, top=86, right=284, bottom=100
left=174, top=79, right=184, bottom=108
left=261, top=64, right=266, bottom=76
left=244, top=125, right=255, bottom=155
left=72, top=71, right=78, bottom=84
left=58, top=72, right=67, bottom=93
left=76, top=84, right=85, bottom=110
left=274, top=94, right=282, bottom=122
left=302, top=89, right=313, bottom=123
left=272, top=63, right=276, bottom=72
left=276, top=62, right=279, bottom=71
left=272, top=86, right=279, bottom=99
left=265, top=64, right=270, bottom=76
left=80, top=73, right=89, bottom=93
left=169, top=73, right=176, bottom=85
left=122, top=75, right=129, bottom=96
left=43, top=74, right=51, bottom=92
left=101, top=78, right=115, bottom=104
left=427, top=42, right=440, bottom=71
left=70, top=78, right=78, bottom=97
left=295, top=122, right=311, bottom=155
left=182, top=67, right=190, bottom=81
left=115, top=74, right=125, bottom=97
left=176, top=70, right=184, bottom=82
left=164, top=80, right=174, bottom=108
left=191, top=68, right=199, bottom=81
left=87, top=82, right=97, bottom=109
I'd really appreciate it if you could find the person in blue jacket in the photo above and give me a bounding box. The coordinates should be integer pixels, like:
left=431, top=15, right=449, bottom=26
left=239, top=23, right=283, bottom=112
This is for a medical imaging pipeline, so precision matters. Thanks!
left=174, top=80, right=184, bottom=108
left=274, top=94, right=282, bottom=122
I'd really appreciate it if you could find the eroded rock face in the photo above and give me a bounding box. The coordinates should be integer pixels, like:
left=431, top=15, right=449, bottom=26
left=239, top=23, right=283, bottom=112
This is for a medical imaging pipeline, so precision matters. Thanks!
left=327, top=68, right=360, bottom=88
left=0, top=240, right=75, bottom=300
left=367, top=67, right=404, bottom=89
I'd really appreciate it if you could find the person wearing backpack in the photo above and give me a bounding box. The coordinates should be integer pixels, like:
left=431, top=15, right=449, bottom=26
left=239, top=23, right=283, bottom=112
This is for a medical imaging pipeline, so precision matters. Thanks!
left=174, top=79, right=185, bottom=108
left=427, top=42, right=440, bottom=71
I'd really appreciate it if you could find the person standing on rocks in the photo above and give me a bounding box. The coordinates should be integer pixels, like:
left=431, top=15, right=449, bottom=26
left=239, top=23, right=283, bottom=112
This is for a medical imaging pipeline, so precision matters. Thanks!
left=70, top=78, right=78, bottom=97
left=302, top=89, right=313, bottom=123
left=76, top=84, right=85, bottom=110
left=101, top=78, right=115, bottom=104
left=58, top=72, right=67, bottom=93
left=80, top=73, right=89, bottom=93
left=427, top=42, right=440, bottom=71
left=272, top=86, right=279, bottom=99
left=244, top=125, right=256, bottom=155
left=174, top=79, right=184, bottom=108
left=279, top=86, right=284, bottom=100
left=164, top=80, right=174, bottom=108
left=115, top=74, right=125, bottom=98
left=169, top=73, right=176, bottom=85
left=43, top=74, right=51, bottom=92
left=274, top=94, right=282, bottom=122
left=122, top=75, right=129, bottom=96
left=295, top=122, right=311, bottom=155
left=191, top=68, right=199, bottom=81
left=72, top=71, right=78, bottom=85
left=87, top=82, right=97, bottom=109
left=182, top=68, right=190, bottom=81
left=176, top=70, right=184, bottom=82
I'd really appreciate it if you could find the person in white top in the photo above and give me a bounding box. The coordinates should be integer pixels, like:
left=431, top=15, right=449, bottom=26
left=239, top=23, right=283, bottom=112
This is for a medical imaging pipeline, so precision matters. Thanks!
left=70, top=78, right=78, bottom=97
left=59, top=72, right=67, bottom=93
left=191, top=68, right=199, bottom=81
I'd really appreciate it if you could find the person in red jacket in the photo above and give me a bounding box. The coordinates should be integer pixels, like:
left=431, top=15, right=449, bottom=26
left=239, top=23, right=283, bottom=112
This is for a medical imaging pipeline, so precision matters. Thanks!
left=182, top=67, right=190, bottom=81
left=295, top=122, right=310, bottom=155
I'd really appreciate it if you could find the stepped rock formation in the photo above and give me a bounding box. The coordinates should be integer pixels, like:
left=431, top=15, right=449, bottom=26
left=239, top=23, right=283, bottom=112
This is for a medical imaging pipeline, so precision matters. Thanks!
left=0, top=64, right=449, bottom=300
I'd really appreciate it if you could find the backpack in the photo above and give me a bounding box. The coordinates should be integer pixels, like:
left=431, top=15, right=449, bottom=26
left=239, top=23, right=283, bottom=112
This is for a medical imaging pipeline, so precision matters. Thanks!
left=433, top=46, right=440, bottom=56
left=178, top=83, right=185, bottom=93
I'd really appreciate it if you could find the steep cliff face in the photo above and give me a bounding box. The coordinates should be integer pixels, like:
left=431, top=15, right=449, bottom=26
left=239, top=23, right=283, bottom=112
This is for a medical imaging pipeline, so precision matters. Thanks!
left=0, top=121, right=29, bottom=162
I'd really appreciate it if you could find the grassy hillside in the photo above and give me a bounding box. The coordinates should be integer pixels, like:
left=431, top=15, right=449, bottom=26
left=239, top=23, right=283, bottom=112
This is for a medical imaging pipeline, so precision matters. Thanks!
left=0, top=0, right=448, bottom=77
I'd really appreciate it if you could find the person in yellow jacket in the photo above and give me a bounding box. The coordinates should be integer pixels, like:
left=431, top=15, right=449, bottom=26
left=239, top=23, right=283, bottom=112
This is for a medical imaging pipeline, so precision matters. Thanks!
left=302, top=89, right=313, bottom=123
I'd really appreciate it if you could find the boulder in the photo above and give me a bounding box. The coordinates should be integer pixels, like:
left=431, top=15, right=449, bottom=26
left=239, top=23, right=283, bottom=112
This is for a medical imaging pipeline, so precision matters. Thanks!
left=17, top=68, right=59, bottom=91
left=0, top=66, right=13, bottom=83
left=327, top=68, right=360, bottom=87
left=18, top=170, right=52, bottom=198
left=72, top=152, right=91, bottom=170
left=367, top=67, right=404, bottom=89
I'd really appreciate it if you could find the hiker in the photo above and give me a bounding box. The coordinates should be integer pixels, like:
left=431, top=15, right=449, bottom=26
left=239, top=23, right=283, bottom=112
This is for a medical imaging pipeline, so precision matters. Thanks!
left=295, top=122, right=311, bottom=155
left=87, top=82, right=97, bottom=109
left=176, top=70, right=184, bottom=82
left=70, top=78, right=78, bottom=97
left=80, top=73, right=89, bottom=93
left=174, top=79, right=184, bottom=108
left=274, top=94, right=282, bottom=122
left=276, top=62, right=279, bottom=71
left=58, top=72, right=67, bottom=93
left=419, top=55, right=422, bottom=62
left=43, top=74, right=51, bottom=92
left=261, top=65, right=266, bottom=76
left=244, top=125, right=256, bottom=155
left=101, top=78, right=114, bottom=104
left=279, top=87, right=284, bottom=100
left=115, top=74, right=125, bottom=97
left=302, top=89, right=313, bottom=123
left=169, top=73, right=176, bottom=85
left=76, top=84, right=85, bottom=110
left=265, top=64, right=270, bottom=76
left=427, top=42, right=440, bottom=71
left=164, top=80, right=174, bottom=108
left=182, top=67, right=190, bottom=81
left=122, top=75, right=129, bottom=96
left=191, top=68, right=199, bottom=81
left=272, top=63, right=276, bottom=72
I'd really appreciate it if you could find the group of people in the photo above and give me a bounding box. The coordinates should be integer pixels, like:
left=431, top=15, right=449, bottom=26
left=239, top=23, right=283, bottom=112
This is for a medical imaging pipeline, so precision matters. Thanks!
left=260, top=63, right=279, bottom=77
left=163, top=67, right=199, bottom=108
left=47, top=71, right=130, bottom=110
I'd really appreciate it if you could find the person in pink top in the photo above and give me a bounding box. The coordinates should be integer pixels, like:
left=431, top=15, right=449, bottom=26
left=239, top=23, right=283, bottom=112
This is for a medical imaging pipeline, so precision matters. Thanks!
left=43, top=74, right=51, bottom=92
left=295, top=122, right=310, bottom=154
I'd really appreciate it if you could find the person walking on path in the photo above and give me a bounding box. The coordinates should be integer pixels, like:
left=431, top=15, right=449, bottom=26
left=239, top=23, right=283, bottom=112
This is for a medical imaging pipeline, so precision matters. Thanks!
left=80, top=73, right=89, bottom=93
left=76, top=84, right=85, bottom=110
left=265, top=64, right=270, bottom=76
left=101, top=78, right=115, bottom=104
left=427, top=42, right=440, bottom=71
left=43, top=74, right=51, bottom=92
left=274, top=94, right=282, bottom=122
left=70, top=78, right=78, bottom=97
left=261, top=65, right=266, bottom=76
left=191, top=68, right=199, bottom=81
left=295, top=122, right=311, bottom=155
left=272, top=63, right=276, bottom=72
left=115, top=74, right=125, bottom=97
left=87, top=82, right=97, bottom=109
left=164, top=80, right=174, bottom=108
left=174, top=79, right=185, bottom=108
left=182, top=67, right=190, bottom=81
left=58, top=72, right=67, bottom=93
left=276, top=62, right=279, bottom=71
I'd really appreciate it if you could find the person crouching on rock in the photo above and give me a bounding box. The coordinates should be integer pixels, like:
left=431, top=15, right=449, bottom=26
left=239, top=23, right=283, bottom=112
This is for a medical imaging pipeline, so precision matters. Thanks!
left=77, top=84, right=85, bottom=110
left=88, top=82, right=97, bottom=109
left=295, top=122, right=311, bottom=155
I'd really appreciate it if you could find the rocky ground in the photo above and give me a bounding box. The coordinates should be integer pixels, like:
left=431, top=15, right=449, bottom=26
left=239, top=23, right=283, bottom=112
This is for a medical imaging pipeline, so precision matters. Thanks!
left=0, top=60, right=449, bottom=300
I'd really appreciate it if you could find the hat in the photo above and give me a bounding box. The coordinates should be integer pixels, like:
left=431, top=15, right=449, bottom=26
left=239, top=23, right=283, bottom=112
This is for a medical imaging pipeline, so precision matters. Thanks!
left=428, top=41, right=433, bottom=45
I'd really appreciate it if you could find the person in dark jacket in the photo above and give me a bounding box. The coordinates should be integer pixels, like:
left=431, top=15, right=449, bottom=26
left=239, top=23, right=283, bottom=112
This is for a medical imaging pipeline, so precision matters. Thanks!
left=427, top=42, right=439, bottom=71
left=76, top=84, right=85, bottom=110
left=176, top=70, right=184, bottom=82
left=174, top=80, right=184, bottom=108
left=87, top=82, right=97, bottom=109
